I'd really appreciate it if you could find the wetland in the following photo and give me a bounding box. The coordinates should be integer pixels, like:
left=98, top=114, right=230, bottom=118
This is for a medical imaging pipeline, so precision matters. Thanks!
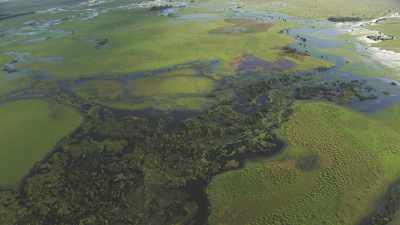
left=1, top=0, right=400, bottom=225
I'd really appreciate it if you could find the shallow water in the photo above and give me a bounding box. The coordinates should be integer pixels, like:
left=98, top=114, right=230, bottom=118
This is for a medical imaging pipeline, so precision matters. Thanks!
left=223, top=6, right=400, bottom=112
left=1, top=0, right=400, bottom=113
left=1, top=1, right=400, bottom=224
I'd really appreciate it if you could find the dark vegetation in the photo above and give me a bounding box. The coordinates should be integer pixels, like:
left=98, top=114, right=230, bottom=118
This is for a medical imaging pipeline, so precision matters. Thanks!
left=150, top=5, right=173, bottom=11
left=94, top=39, right=109, bottom=49
left=359, top=179, right=400, bottom=225
left=366, top=35, right=394, bottom=42
left=295, top=79, right=377, bottom=102
left=0, top=65, right=379, bottom=225
left=0, top=12, right=35, bottom=21
left=295, top=154, right=320, bottom=171
left=327, top=16, right=362, bottom=22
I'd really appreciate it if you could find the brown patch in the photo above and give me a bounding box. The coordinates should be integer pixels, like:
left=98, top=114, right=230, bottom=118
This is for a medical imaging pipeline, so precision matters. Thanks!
left=232, top=54, right=294, bottom=73
left=209, top=26, right=248, bottom=34
left=280, top=46, right=309, bottom=61
left=209, top=19, right=273, bottom=34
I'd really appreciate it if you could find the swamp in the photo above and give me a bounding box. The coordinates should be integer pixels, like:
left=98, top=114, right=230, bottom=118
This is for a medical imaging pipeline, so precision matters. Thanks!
left=1, top=0, right=400, bottom=225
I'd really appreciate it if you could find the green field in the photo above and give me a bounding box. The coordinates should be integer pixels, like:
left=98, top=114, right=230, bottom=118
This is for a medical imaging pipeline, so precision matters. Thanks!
left=1, top=0, right=400, bottom=224
left=370, top=18, right=400, bottom=53
left=374, top=104, right=400, bottom=133
left=240, top=0, right=399, bottom=19
left=73, top=69, right=216, bottom=110
left=129, top=75, right=214, bottom=97
left=0, top=99, right=82, bottom=186
left=73, top=80, right=124, bottom=102
left=1, top=10, right=331, bottom=79
left=208, top=102, right=400, bottom=225
left=109, top=96, right=212, bottom=110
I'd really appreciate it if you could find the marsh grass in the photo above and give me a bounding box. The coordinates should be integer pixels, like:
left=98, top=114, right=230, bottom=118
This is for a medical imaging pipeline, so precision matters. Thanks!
left=73, top=80, right=124, bottom=101
left=241, top=0, right=399, bottom=19
left=208, top=102, right=400, bottom=225
left=374, top=104, right=400, bottom=133
left=0, top=99, right=81, bottom=186
left=73, top=68, right=215, bottom=110
left=3, top=10, right=329, bottom=79
left=370, top=18, right=400, bottom=52
left=129, top=75, right=214, bottom=97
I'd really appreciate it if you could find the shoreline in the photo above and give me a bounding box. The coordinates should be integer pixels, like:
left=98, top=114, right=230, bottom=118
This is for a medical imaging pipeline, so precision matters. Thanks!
left=336, top=13, right=400, bottom=75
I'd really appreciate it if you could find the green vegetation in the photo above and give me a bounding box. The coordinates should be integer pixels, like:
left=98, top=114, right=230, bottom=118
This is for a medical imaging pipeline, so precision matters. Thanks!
left=72, top=68, right=216, bottom=110
left=324, top=46, right=393, bottom=78
left=2, top=10, right=330, bottom=79
left=110, top=96, right=212, bottom=110
left=208, top=102, right=400, bottom=225
left=240, top=0, right=399, bottom=19
left=0, top=55, right=29, bottom=97
left=370, top=19, right=400, bottom=53
left=374, top=103, right=400, bottom=132
left=73, top=80, right=124, bottom=102
left=129, top=76, right=214, bottom=97
left=2, top=1, right=400, bottom=224
left=0, top=99, right=82, bottom=186
left=0, top=68, right=375, bottom=225
left=0, top=77, right=30, bottom=97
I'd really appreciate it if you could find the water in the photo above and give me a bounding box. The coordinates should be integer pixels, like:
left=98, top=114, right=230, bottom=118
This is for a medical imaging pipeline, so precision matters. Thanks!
left=2, top=0, right=400, bottom=112
left=228, top=7, right=400, bottom=112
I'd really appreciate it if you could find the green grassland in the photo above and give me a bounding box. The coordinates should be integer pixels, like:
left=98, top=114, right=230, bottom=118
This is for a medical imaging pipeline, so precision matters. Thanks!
left=109, top=96, right=212, bottom=110
left=0, top=51, right=31, bottom=97
left=374, top=104, right=400, bottom=133
left=239, top=0, right=399, bottom=19
left=129, top=75, right=214, bottom=97
left=370, top=18, right=400, bottom=53
left=73, top=68, right=216, bottom=110
left=62, top=14, right=331, bottom=111
left=0, top=77, right=30, bottom=97
left=2, top=10, right=330, bottom=79
left=208, top=102, right=400, bottom=225
left=73, top=80, right=124, bottom=102
left=323, top=45, right=395, bottom=78
left=0, top=99, right=82, bottom=187
left=0, top=5, right=333, bottom=112
left=371, top=19, right=400, bottom=37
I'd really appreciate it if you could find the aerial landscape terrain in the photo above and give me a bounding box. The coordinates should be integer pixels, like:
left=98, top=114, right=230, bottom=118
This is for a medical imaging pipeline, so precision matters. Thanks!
left=0, top=0, right=400, bottom=224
